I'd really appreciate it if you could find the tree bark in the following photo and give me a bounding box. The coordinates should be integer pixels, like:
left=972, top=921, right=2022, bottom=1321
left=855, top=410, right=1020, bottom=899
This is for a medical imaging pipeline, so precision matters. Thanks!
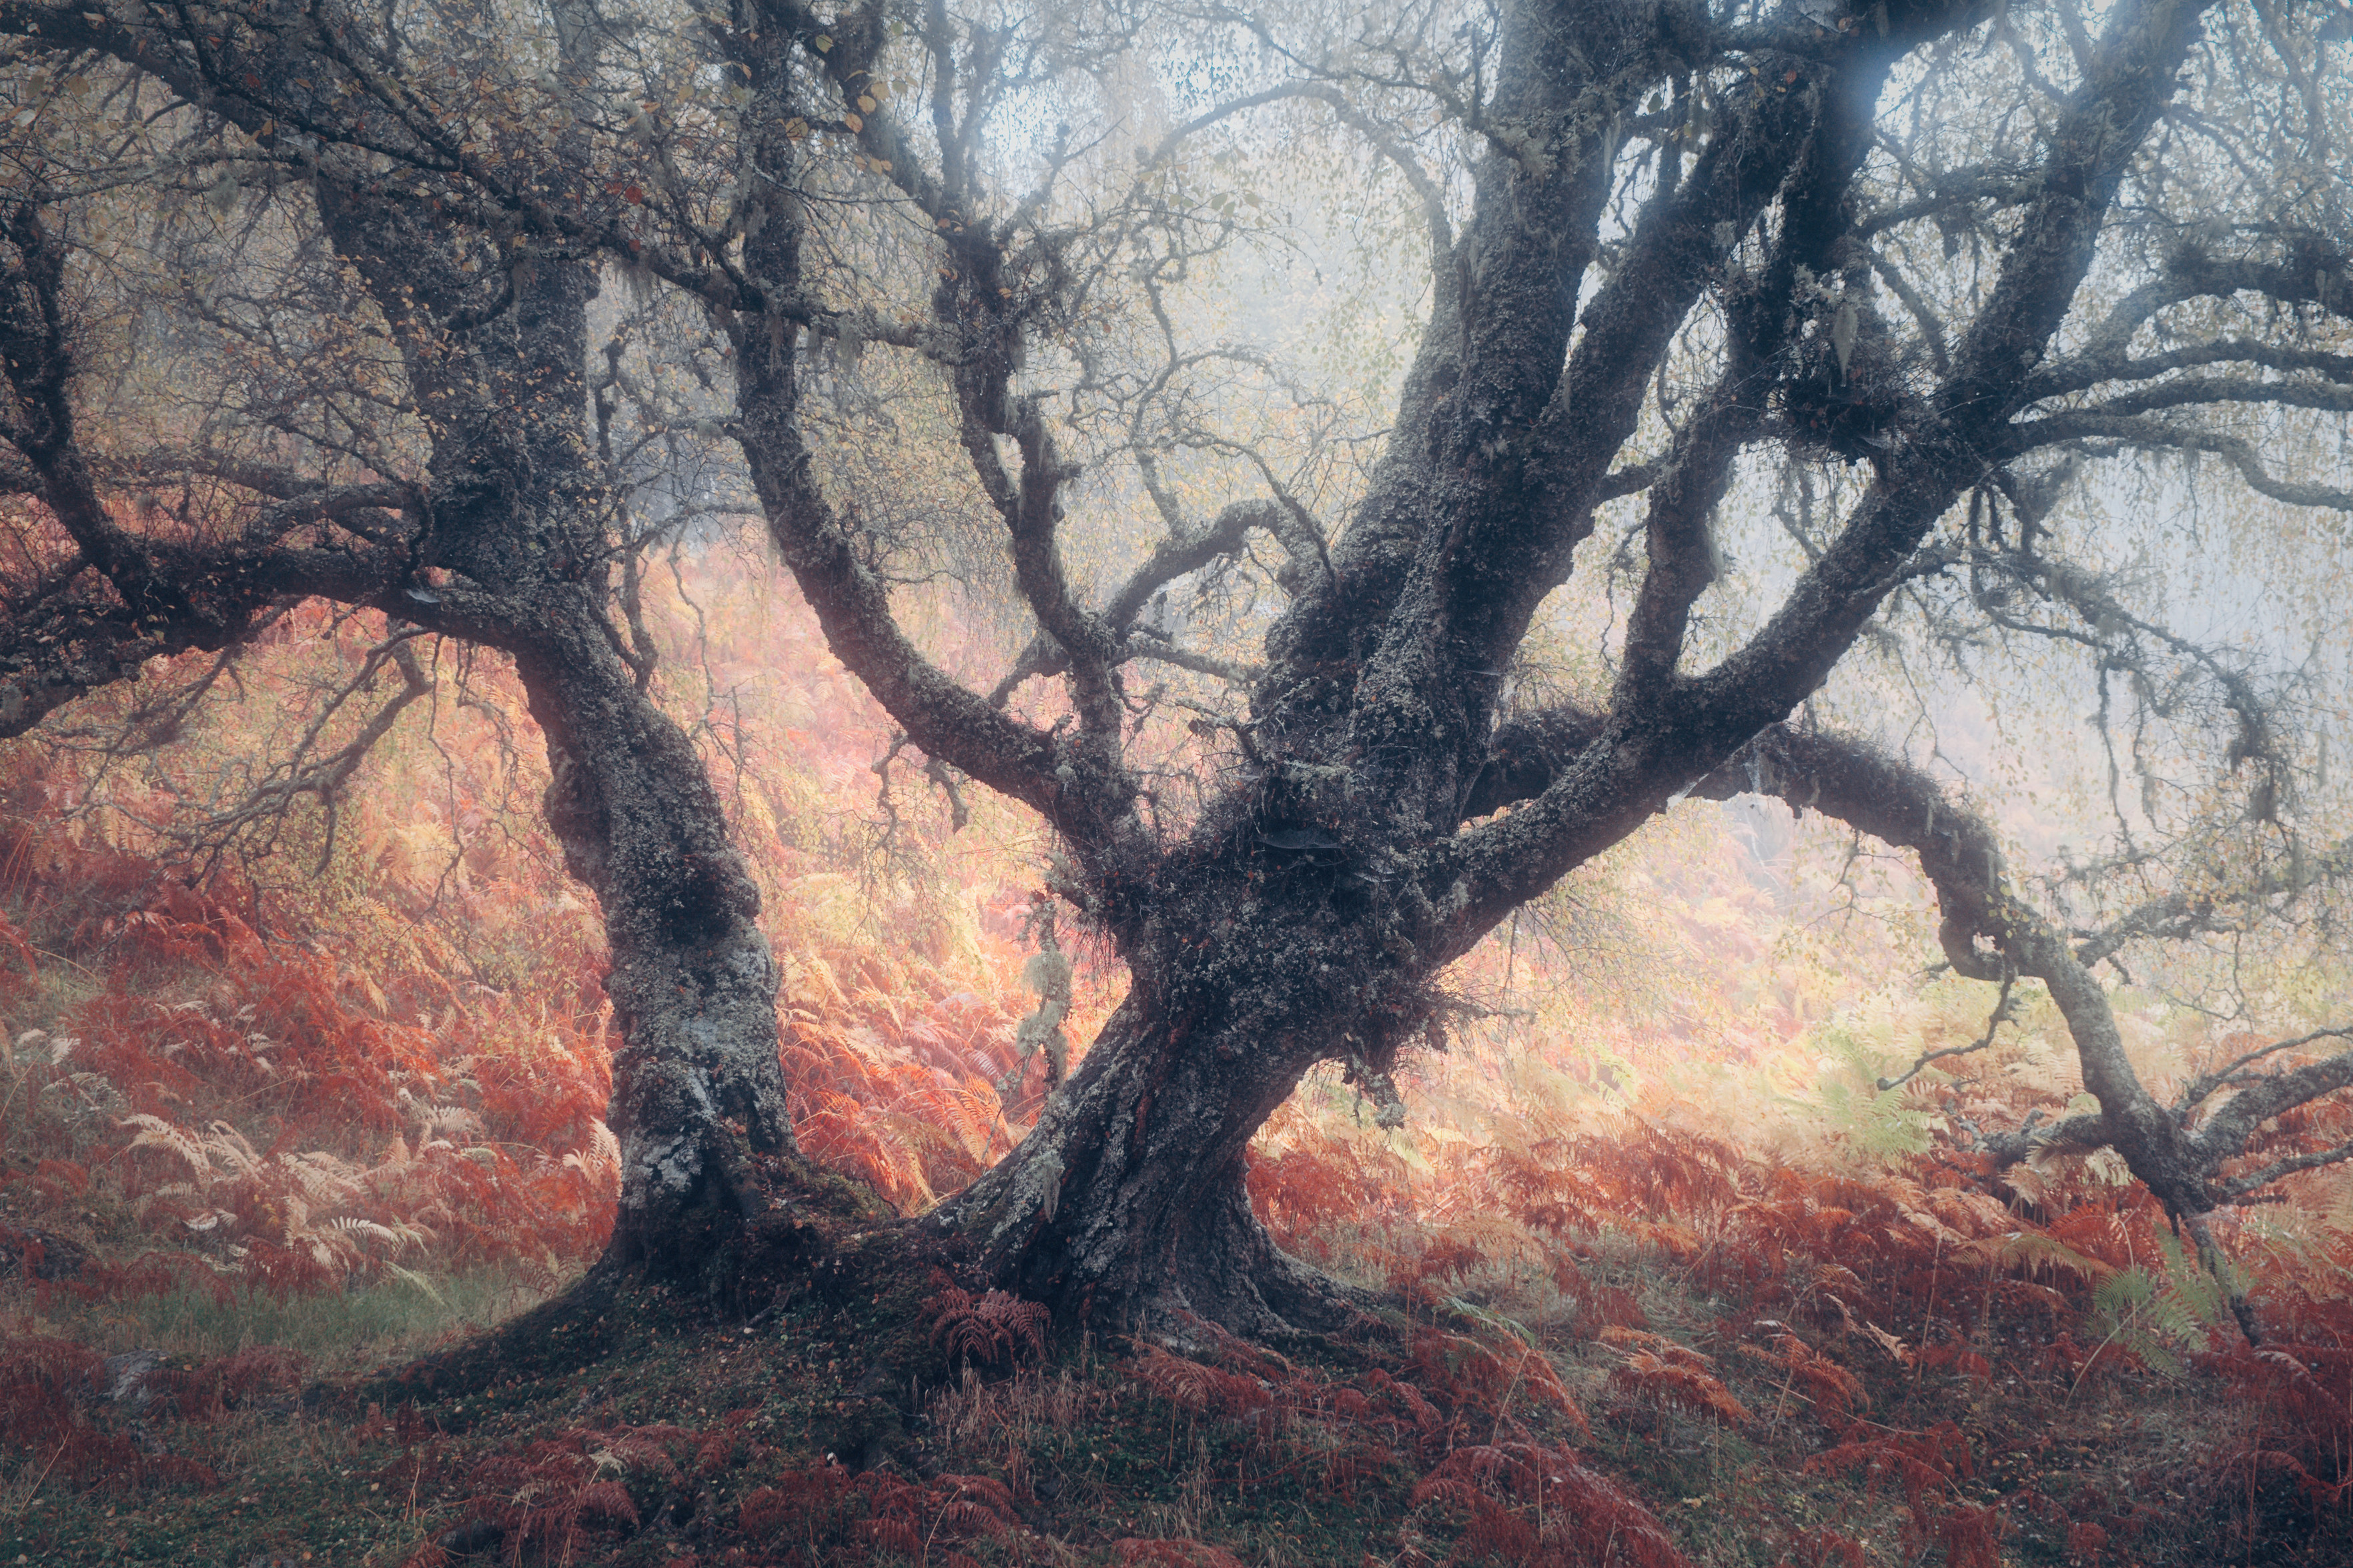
left=0, top=11, right=812, bottom=1286
left=318, top=172, right=809, bottom=1284
left=315, top=131, right=809, bottom=1282
left=936, top=848, right=1425, bottom=1333
left=918, top=0, right=2214, bottom=1331
left=512, top=604, right=797, bottom=1283
left=17, top=0, right=2339, bottom=1343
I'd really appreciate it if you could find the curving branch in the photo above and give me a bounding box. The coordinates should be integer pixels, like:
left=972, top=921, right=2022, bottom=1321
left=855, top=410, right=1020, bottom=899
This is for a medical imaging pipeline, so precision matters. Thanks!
left=2009, top=236, right=2351, bottom=426
left=2026, top=337, right=2353, bottom=402
left=1422, top=0, right=2211, bottom=948
left=1608, top=385, right=1759, bottom=710
left=3, top=199, right=416, bottom=733
left=735, top=365, right=1077, bottom=830
left=1121, top=634, right=1260, bottom=688
left=1466, top=698, right=2353, bottom=1305
left=1673, top=0, right=2220, bottom=756
left=1001, top=401, right=1126, bottom=742
left=1677, top=726, right=2350, bottom=1340
left=1604, top=45, right=1905, bottom=712
left=986, top=499, right=1304, bottom=708
left=717, top=37, right=1088, bottom=847
left=152, top=632, right=434, bottom=875
left=1441, top=16, right=1898, bottom=686
left=2000, top=412, right=2353, bottom=509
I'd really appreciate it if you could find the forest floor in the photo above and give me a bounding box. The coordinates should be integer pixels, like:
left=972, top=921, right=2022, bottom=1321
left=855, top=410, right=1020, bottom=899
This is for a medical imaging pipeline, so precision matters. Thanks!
left=5, top=615, right=2352, bottom=1567
left=3, top=1161, right=2344, bottom=1568
left=2, top=782, right=2348, bottom=1567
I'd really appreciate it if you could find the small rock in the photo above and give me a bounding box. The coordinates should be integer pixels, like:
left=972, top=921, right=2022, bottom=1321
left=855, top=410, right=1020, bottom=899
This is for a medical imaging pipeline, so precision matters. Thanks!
left=438, top=1519, right=504, bottom=1557
left=0, top=1225, right=88, bottom=1281
left=103, top=1349, right=165, bottom=1412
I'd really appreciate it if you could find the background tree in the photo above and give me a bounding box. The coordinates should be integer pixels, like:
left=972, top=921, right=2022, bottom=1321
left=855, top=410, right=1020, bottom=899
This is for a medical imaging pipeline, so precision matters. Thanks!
left=0, top=0, right=801, bottom=1285
left=3, top=0, right=2352, bottom=1337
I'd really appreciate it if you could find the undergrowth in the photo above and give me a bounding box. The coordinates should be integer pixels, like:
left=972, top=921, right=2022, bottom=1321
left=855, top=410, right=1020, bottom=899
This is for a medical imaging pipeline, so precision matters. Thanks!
left=3, top=594, right=2350, bottom=1564
left=7, top=1179, right=2349, bottom=1567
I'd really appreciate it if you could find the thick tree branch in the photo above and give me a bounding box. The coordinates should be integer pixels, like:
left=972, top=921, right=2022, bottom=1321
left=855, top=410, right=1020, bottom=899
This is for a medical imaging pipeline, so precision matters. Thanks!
left=2179, top=1026, right=2353, bottom=1113
left=2016, top=235, right=2351, bottom=409
left=1673, top=0, right=2217, bottom=760
left=1610, top=387, right=1758, bottom=708
left=1684, top=728, right=2353, bottom=1269
left=1003, top=399, right=1125, bottom=742
left=1462, top=702, right=2353, bottom=1258
left=1445, top=14, right=1903, bottom=682
left=2000, top=413, right=2353, bottom=508
left=721, top=42, right=1087, bottom=843
left=2189, top=1046, right=2353, bottom=1163
left=2212, top=1137, right=2353, bottom=1204
left=2027, top=337, right=2353, bottom=402
left=735, top=374, right=1077, bottom=830
left=1599, top=61, right=1905, bottom=712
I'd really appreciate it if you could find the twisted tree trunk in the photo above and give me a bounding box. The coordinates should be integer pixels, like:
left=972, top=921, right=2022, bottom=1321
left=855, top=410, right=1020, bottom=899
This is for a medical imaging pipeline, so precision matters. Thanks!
left=934, top=823, right=1444, bottom=1332
left=319, top=175, right=808, bottom=1283
left=514, top=608, right=797, bottom=1283
left=782, top=0, right=2216, bottom=1331
left=939, top=953, right=1366, bottom=1333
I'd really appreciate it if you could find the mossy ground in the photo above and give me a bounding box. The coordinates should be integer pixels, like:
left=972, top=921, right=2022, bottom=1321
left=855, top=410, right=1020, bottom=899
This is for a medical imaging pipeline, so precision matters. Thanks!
left=4, top=1191, right=2347, bottom=1568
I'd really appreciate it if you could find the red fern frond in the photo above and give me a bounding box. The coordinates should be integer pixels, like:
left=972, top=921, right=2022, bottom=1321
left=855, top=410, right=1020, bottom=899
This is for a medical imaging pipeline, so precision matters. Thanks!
left=1809, top=1419, right=1975, bottom=1514
left=1410, top=1440, right=1695, bottom=1567
left=1905, top=1501, right=2003, bottom=1568
left=1606, top=1348, right=1753, bottom=1427
left=1132, top=1344, right=1269, bottom=1417
left=924, top=1283, right=1049, bottom=1369
left=1755, top=1332, right=1867, bottom=1427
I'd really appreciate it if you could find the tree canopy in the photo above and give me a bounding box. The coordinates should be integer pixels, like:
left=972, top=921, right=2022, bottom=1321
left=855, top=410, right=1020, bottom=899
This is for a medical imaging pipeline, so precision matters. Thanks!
left=3, top=0, right=2352, bottom=1332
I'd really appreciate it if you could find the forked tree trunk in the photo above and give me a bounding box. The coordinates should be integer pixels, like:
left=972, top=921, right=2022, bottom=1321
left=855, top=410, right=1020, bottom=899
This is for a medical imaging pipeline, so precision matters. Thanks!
left=941, top=992, right=1339, bottom=1335
left=937, top=864, right=1411, bottom=1334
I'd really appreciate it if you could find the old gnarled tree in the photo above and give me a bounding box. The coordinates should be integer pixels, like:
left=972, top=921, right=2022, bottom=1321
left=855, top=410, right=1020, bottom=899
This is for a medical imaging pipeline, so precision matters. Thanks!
left=3, top=0, right=2352, bottom=1336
